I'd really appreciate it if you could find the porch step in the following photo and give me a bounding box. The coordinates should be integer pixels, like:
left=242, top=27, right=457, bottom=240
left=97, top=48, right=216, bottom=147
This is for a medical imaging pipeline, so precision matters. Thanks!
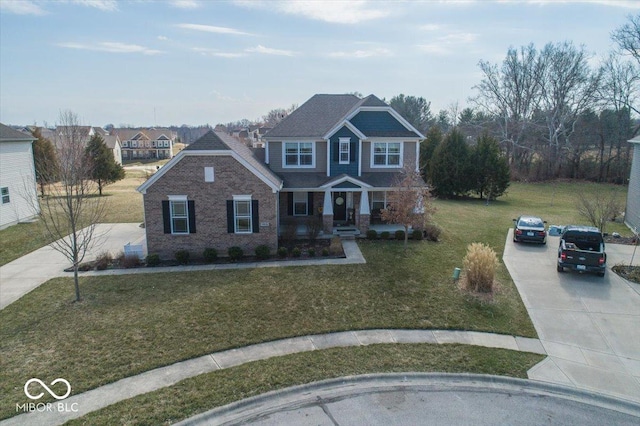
left=333, top=227, right=360, bottom=238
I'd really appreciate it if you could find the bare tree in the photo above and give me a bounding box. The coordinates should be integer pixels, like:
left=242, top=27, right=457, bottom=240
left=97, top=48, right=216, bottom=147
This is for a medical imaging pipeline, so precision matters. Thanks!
left=575, top=189, right=621, bottom=235
left=537, top=42, right=602, bottom=179
left=611, top=13, right=640, bottom=66
left=381, top=165, right=435, bottom=250
left=33, top=111, right=106, bottom=302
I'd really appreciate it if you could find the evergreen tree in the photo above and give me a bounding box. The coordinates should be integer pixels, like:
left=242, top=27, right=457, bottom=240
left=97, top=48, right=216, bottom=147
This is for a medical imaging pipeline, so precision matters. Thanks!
left=85, top=134, right=125, bottom=195
left=429, top=128, right=472, bottom=197
left=420, top=126, right=443, bottom=183
left=31, top=127, right=58, bottom=197
left=471, top=134, right=510, bottom=200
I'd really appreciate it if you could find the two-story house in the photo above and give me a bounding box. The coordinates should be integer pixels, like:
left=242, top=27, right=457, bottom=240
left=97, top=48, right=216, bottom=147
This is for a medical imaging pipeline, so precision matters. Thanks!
left=115, top=128, right=175, bottom=161
left=137, top=94, right=424, bottom=258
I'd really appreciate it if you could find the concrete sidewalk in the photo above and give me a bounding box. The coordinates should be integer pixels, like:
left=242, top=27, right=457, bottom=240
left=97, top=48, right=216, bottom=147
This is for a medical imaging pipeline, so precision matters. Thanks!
left=0, top=223, right=146, bottom=309
left=0, top=329, right=547, bottom=426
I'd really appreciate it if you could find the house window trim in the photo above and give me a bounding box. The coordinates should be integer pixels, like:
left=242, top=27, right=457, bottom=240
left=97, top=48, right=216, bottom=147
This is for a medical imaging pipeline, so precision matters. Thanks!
left=204, top=166, right=215, bottom=182
left=233, top=195, right=253, bottom=234
left=293, top=192, right=308, bottom=216
left=283, top=141, right=315, bottom=168
left=1, top=187, right=10, bottom=204
left=339, top=137, right=350, bottom=165
left=371, top=142, right=403, bottom=168
left=168, top=195, right=189, bottom=234
left=370, top=191, right=386, bottom=211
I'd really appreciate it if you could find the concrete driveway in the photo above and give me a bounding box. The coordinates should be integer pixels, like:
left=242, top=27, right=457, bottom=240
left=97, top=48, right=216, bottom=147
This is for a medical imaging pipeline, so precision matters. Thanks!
left=0, top=223, right=146, bottom=310
left=503, top=230, right=640, bottom=403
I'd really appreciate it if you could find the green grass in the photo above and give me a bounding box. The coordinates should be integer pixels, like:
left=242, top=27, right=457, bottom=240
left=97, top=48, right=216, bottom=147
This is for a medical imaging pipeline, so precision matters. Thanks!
left=0, top=172, right=145, bottom=266
left=67, top=345, right=544, bottom=426
left=0, top=180, right=629, bottom=421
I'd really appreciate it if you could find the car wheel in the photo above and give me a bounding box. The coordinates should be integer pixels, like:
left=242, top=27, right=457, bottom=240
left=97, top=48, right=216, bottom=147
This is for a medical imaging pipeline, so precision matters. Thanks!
left=557, top=265, right=564, bottom=273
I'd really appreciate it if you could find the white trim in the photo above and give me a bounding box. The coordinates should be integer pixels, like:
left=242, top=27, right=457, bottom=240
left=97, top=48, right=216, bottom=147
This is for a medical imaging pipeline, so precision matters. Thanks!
left=370, top=141, right=403, bottom=168
left=204, top=166, right=214, bottom=182
left=326, top=138, right=331, bottom=176
left=167, top=194, right=188, bottom=201
left=233, top=197, right=253, bottom=234
left=323, top=191, right=333, bottom=215
left=319, top=175, right=372, bottom=190
left=282, top=141, right=316, bottom=169
left=265, top=141, right=270, bottom=164
left=233, top=194, right=252, bottom=201
left=360, top=190, right=370, bottom=215
left=169, top=199, right=189, bottom=234
left=358, top=139, right=363, bottom=176
left=137, top=150, right=282, bottom=194
left=339, top=137, right=350, bottom=164
left=415, top=141, right=420, bottom=172
left=323, top=120, right=367, bottom=141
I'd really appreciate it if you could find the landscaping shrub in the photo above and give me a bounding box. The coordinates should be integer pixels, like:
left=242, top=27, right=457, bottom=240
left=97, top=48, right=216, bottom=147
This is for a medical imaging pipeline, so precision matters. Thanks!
left=281, top=218, right=298, bottom=243
left=255, top=245, right=271, bottom=260
left=228, top=246, right=243, bottom=262
left=146, top=254, right=161, bottom=267
left=203, top=248, right=218, bottom=263
left=424, top=224, right=442, bottom=242
left=366, top=229, right=378, bottom=240
left=277, top=247, right=288, bottom=258
left=307, top=248, right=316, bottom=257
left=380, top=231, right=390, bottom=240
left=412, top=229, right=423, bottom=240
left=395, top=230, right=405, bottom=240
left=120, top=254, right=141, bottom=269
left=329, top=236, right=342, bottom=255
left=291, top=247, right=301, bottom=258
left=462, top=242, right=499, bottom=293
left=95, top=251, right=112, bottom=270
left=322, top=248, right=330, bottom=256
left=175, top=249, right=190, bottom=265
left=78, top=262, right=93, bottom=271
left=306, top=217, right=323, bottom=242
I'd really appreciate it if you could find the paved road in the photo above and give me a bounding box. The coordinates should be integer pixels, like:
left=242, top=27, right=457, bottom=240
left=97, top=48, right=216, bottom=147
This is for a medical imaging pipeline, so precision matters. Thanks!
left=503, top=231, right=640, bottom=403
left=177, top=374, right=640, bottom=425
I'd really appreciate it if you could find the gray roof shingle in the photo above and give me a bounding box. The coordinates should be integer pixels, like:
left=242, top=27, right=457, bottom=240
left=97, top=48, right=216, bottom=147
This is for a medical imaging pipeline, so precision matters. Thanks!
left=185, top=130, right=231, bottom=151
left=0, top=123, right=35, bottom=141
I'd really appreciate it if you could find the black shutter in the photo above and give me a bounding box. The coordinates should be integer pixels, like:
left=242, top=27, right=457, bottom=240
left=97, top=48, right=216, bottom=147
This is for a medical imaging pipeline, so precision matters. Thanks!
left=308, top=192, right=314, bottom=215
left=333, top=141, right=339, bottom=162
left=226, top=200, right=234, bottom=233
left=287, top=192, right=293, bottom=216
left=188, top=200, right=196, bottom=234
left=252, top=200, right=259, bottom=233
left=162, top=200, right=171, bottom=234
left=350, top=141, right=356, bottom=162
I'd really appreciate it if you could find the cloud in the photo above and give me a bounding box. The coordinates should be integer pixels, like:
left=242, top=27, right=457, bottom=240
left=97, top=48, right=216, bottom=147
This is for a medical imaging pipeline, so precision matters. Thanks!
left=170, top=0, right=200, bottom=9
left=246, top=45, right=295, bottom=56
left=157, top=36, right=169, bottom=41
left=417, top=32, right=478, bottom=56
left=0, top=0, right=47, bottom=15
left=192, top=47, right=245, bottom=58
left=420, top=24, right=442, bottom=32
left=57, top=41, right=163, bottom=55
left=235, top=0, right=390, bottom=24
left=328, top=47, right=393, bottom=58
left=522, top=0, right=640, bottom=8
left=175, top=23, right=253, bottom=36
left=66, top=0, right=118, bottom=11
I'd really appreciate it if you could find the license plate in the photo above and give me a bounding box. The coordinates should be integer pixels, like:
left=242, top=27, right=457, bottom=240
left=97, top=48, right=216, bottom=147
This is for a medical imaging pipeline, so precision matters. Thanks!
left=577, top=265, right=586, bottom=271
left=527, top=232, right=534, bottom=236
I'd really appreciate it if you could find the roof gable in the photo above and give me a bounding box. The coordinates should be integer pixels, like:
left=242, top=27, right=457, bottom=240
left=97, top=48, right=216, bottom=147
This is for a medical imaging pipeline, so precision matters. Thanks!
left=349, top=110, right=419, bottom=138
left=185, top=130, right=231, bottom=151
left=0, top=123, right=35, bottom=142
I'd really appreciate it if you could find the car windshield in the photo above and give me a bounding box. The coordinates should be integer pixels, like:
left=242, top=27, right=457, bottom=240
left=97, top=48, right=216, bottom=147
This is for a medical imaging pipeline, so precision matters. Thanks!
left=519, top=218, right=544, bottom=227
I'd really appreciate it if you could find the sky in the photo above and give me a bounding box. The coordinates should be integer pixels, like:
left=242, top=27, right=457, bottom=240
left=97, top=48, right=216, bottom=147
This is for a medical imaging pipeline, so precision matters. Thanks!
left=1, top=0, right=638, bottom=128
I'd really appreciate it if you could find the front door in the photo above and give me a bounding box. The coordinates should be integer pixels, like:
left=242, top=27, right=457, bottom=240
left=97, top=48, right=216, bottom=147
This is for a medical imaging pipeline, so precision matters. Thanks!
left=333, top=192, right=347, bottom=223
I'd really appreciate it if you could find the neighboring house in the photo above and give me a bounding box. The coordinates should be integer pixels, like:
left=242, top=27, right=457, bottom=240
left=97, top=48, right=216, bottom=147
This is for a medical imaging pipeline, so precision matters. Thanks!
left=52, top=126, right=122, bottom=164
left=138, top=93, right=425, bottom=258
left=0, top=123, right=39, bottom=229
left=249, top=125, right=272, bottom=148
left=114, top=128, right=176, bottom=161
left=138, top=131, right=282, bottom=259
left=103, top=134, right=123, bottom=165
left=625, top=135, right=640, bottom=233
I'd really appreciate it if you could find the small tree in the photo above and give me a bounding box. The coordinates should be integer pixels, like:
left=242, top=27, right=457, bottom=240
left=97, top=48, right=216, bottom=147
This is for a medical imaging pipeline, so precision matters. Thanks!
left=575, top=189, right=621, bottom=235
left=429, top=128, right=473, bottom=197
left=85, top=134, right=125, bottom=195
left=470, top=133, right=510, bottom=200
left=381, top=166, right=435, bottom=250
left=31, top=111, right=106, bottom=302
left=31, top=127, right=58, bottom=197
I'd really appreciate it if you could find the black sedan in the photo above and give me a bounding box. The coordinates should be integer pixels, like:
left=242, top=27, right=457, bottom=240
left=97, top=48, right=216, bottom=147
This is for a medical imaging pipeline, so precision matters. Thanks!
left=513, top=215, right=547, bottom=244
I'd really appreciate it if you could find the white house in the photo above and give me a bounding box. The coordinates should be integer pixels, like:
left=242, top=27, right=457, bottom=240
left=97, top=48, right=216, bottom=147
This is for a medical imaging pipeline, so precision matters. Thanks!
left=625, top=135, right=640, bottom=233
left=0, top=123, right=39, bottom=229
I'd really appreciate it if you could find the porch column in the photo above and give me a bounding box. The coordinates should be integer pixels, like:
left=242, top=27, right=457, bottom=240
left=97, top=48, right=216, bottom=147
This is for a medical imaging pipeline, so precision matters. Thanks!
left=322, top=190, right=333, bottom=233
left=359, top=190, right=370, bottom=233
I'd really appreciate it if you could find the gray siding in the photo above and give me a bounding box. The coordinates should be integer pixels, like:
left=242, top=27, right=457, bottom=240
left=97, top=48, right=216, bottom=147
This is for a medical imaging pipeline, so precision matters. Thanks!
left=267, top=140, right=326, bottom=174
left=625, top=143, right=640, bottom=232
left=0, top=141, right=39, bottom=229
left=361, top=141, right=417, bottom=172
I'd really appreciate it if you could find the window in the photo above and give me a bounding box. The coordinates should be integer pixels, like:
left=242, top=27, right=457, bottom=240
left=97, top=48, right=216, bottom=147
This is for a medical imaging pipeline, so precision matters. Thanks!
left=373, top=142, right=401, bottom=167
left=370, top=191, right=385, bottom=211
left=1, top=187, right=9, bottom=204
left=284, top=142, right=314, bottom=167
left=204, top=167, right=214, bottom=182
left=170, top=200, right=189, bottom=234
left=293, top=192, right=308, bottom=216
left=234, top=199, right=252, bottom=233
left=339, top=138, right=350, bottom=164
